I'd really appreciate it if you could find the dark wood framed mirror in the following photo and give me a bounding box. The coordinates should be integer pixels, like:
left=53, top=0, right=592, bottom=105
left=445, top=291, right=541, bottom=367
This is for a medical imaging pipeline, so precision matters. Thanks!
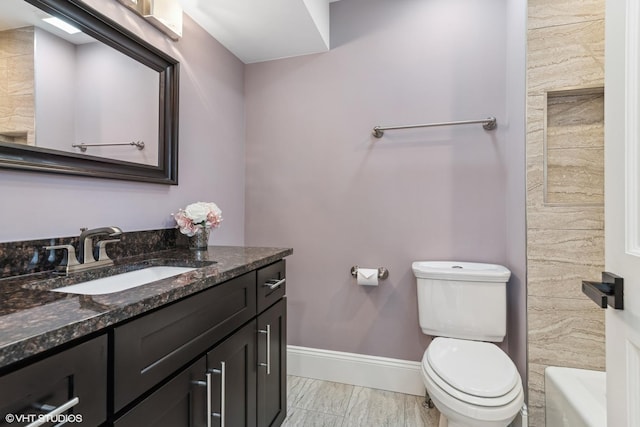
left=0, top=0, right=179, bottom=184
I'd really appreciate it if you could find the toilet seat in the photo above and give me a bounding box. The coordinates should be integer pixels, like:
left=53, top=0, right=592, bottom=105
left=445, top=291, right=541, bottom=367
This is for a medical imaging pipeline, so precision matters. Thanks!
left=421, top=361, right=524, bottom=425
left=422, top=338, right=522, bottom=407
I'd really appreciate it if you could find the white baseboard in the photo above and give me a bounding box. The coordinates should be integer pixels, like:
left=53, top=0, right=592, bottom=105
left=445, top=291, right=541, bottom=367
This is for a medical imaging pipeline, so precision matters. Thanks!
left=287, top=345, right=425, bottom=396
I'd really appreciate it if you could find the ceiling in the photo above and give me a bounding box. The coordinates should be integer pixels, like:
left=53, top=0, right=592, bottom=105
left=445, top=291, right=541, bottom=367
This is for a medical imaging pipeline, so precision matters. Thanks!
left=0, top=0, right=95, bottom=44
left=179, top=0, right=339, bottom=64
left=2, top=0, right=339, bottom=63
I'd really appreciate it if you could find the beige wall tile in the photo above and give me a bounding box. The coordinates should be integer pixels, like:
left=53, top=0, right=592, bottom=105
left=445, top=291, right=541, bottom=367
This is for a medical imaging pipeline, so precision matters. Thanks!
left=0, top=94, right=34, bottom=135
left=526, top=205, right=603, bottom=230
left=527, top=155, right=544, bottom=207
left=527, top=94, right=545, bottom=137
left=546, top=147, right=604, bottom=204
left=0, top=27, right=33, bottom=58
left=0, top=58, right=7, bottom=96
left=528, top=0, right=604, bottom=30
left=527, top=93, right=545, bottom=210
left=527, top=20, right=604, bottom=93
left=528, top=296, right=605, bottom=369
left=528, top=363, right=547, bottom=427
left=527, top=2, right=605, bottom=424
left=0, top=31, right=8, bottom=58
left=528, top=259, right=603, bottom=299
left=527, top=228, right=604, bottom=264
left=0, top=28, right=34, bottom=144
left=546, top=91, right=604, bottom=150
left=6, top=54, right=34, bottom=96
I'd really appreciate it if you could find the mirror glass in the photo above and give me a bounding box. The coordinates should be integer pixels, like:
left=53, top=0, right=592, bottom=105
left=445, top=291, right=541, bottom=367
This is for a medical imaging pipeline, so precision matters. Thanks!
left=0, top=0, right=179, bottom=183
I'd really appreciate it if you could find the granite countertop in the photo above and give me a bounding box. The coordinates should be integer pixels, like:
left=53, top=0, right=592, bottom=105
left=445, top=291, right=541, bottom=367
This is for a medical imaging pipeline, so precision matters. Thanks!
left=0, top=246, right=292, bottom=370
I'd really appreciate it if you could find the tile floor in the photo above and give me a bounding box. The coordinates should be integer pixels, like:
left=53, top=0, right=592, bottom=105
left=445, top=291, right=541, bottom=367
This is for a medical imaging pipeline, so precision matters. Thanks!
left=283, top=376, right=441, bottom=427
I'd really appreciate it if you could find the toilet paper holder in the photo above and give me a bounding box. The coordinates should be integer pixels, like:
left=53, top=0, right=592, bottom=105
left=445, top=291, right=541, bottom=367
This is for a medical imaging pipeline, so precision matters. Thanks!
left=350, top=266, right=389, bottom=280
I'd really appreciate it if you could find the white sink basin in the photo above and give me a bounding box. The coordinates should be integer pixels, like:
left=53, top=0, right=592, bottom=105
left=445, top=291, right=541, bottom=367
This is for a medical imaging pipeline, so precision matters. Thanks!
left=51, top=266, right=197, bottom=295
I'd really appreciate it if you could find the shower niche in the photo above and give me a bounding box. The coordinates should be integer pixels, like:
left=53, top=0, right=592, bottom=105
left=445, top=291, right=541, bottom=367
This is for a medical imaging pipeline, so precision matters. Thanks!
left=543, top=86, right=605, bottom=206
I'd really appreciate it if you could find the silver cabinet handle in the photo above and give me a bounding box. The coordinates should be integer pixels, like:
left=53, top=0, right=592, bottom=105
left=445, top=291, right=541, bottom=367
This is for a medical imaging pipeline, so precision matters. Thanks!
left=210, top=362, right=226, bottom=427
left=25, top=397, right=79, bottom=427
left=264, top=278, right=285, bottom=290
left=258, top=325, right=271, bottom=375
left=205, top=372, right=212, bottom=427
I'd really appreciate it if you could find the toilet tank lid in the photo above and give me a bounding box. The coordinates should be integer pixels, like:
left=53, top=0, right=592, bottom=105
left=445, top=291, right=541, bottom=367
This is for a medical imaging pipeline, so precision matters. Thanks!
left=412, top=261, right=511, bottom=282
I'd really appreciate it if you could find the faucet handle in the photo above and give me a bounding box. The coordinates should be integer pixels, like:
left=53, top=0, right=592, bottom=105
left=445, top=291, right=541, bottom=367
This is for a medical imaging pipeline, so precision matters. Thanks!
left=44, top=244, right=81, bottom=270
left=96, top=239, right=120, bottom=262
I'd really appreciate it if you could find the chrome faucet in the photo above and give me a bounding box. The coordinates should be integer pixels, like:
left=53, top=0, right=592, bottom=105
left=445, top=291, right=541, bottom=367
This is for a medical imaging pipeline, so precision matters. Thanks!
left=78, top=226, right=123, bottom=264
left=45, top=226, right=123, bottom=274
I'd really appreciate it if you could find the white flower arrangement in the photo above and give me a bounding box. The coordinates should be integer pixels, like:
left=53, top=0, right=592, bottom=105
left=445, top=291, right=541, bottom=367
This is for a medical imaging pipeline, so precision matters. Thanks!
left=173, top=202, right=223, bottom=236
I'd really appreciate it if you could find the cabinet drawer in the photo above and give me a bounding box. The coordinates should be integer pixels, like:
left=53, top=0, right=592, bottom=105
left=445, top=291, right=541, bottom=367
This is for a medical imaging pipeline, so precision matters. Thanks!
left=0, top=335, right=107, bottom=427
left=257, top=260, right=286, bottom=313
left=114, top=272, right=257, bottom=412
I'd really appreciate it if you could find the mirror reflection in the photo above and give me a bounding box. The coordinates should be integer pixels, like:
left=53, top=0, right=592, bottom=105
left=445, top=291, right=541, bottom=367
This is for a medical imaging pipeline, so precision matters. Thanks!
left=0, top=0, right=160, bottom=166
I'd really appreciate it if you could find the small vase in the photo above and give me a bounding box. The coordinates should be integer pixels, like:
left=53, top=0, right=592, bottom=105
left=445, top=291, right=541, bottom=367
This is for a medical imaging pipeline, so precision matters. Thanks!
left=188, top=228, right=210, bottom=250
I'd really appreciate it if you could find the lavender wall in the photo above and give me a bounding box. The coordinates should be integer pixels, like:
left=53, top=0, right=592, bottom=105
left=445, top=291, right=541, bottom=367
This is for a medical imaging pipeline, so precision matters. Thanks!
left=0, top=3, right=246, bottom=246
left=245, top=0, right=526, bottom=363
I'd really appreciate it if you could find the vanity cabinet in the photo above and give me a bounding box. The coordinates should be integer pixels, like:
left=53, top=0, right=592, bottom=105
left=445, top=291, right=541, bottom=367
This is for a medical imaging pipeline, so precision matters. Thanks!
left=113, top=259, right=287, bottom=427
left=0, top=257, right=287, bottom=427
left=0, top=335, right=107, bottom=427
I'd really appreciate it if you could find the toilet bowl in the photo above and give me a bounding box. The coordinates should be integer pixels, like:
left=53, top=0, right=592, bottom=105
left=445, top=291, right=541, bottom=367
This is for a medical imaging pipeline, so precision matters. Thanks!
left=421, top=337, right=524, bottom=427
left=412, top=261, right=524, bottom=427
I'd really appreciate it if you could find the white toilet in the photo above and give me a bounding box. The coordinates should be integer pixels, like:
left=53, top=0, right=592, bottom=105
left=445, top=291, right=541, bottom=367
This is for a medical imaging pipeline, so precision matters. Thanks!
left=412, top=261, right=524, bottom=427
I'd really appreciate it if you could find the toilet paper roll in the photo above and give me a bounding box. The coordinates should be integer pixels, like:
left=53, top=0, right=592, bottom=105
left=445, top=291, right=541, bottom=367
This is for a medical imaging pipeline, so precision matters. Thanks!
left=357, top=268, right=379, bottom=286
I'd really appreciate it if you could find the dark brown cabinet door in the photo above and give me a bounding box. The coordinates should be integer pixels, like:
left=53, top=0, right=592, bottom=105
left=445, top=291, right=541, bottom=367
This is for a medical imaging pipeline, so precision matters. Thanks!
left=257, top=298, right=287, bottom=427
left=0, top=335, right=107, bottom=427
left=114, top=357, right=207, bottom=427
left=206, top=321, right=257, bottom=427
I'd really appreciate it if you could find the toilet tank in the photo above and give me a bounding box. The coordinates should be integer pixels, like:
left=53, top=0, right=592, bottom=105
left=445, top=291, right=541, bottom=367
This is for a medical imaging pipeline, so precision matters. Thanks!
left=412, top=261, right=511, bottom=342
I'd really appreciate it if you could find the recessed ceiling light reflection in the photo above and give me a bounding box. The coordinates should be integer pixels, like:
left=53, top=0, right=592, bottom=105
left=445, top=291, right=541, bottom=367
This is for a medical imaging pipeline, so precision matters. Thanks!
left=42, top=17, right=81, bottom=34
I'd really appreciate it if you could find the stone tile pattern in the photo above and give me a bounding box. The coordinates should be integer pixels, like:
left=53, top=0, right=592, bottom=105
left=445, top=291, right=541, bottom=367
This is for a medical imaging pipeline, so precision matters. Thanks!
left=526, top=0, right=605, bottom=425
left=0, top=27, right=35, bottom=145
left=284, top=376, right=439, bottom=427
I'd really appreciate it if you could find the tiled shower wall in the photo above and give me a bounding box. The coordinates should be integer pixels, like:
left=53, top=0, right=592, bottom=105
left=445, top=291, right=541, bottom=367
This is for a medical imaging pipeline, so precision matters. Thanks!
left=0, top=27, right=34, bottom=145
left=526, top=1, right=606, bottom=425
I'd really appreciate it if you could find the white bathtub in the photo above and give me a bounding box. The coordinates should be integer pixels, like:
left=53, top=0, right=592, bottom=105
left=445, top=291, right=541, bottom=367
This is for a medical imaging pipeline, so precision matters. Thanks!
left=545, top=367, right=607, bottom=427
